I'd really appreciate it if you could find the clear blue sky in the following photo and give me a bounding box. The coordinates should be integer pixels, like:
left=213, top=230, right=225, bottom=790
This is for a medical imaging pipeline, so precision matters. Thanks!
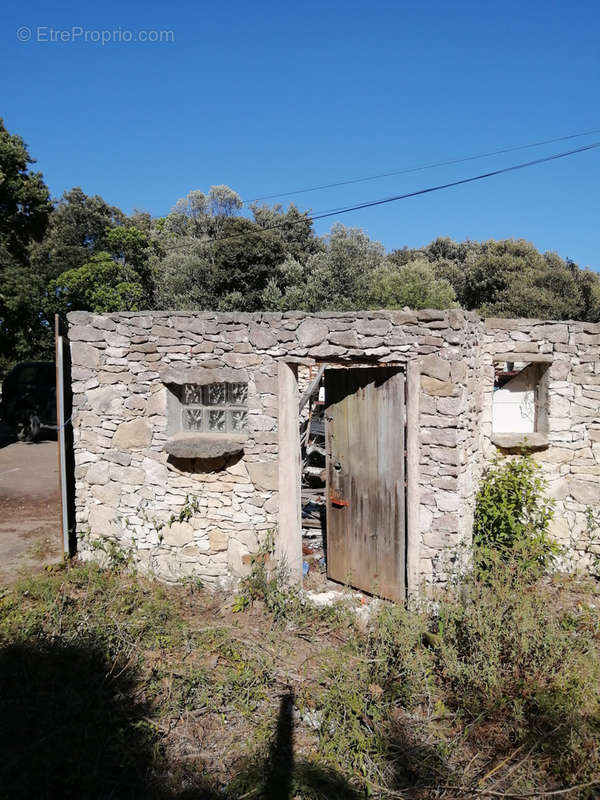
left=2, top=0, right=599, bottom=267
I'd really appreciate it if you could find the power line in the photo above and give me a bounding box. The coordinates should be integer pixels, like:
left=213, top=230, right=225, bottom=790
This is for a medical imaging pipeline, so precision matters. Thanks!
left=242, top=127, right=600, bottom=205
left=309, top=140, right=600, bottom=220
left=164, top=140, right=600, bottom=250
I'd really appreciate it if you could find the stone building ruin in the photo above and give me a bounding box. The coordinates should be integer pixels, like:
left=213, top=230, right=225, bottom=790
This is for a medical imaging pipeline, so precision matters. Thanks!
left=66, top=309, right=600, bottom=598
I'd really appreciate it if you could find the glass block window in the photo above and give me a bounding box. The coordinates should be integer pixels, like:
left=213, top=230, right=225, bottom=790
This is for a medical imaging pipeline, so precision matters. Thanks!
left=181, top=382, right=248, bottom=433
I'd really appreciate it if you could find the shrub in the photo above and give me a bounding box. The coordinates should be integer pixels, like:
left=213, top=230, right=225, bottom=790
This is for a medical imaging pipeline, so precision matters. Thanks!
left=473, top=454, right=558, bottom=576
left=435, top=564, right=600, bottom=784
left=233, top=531, right=308, bottom=622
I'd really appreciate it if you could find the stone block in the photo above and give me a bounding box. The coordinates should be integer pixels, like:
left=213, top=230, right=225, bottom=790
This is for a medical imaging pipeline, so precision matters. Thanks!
left=421, top=428, right=458, bottom=447
left=421, top=376, right=456, bottom=396
left=423, top=532, right=445, bottom=549
left=365, top=346, right=390, bottom=357
left=417, top=309, right=446, bottom=322
left=209, top=529, right=229, bottom=552
left=356, top=318, right=391, bottom=336
left=143, top=456, right=168, bottom=486
left=86, top=462, right=110, bottom=485
left=538, top=324, right=569, bottom=343
left=87, top=386, right=124, bottom=414
left=222, top=352, right=263, bottom=368
left=247, top=461, right=278, bottom=490
left=88, top=505, right=118, bottom=536
left=125, top=396, right=146, bottom=411
left=435, top=491, right=459, bottom=512
left=309, top=343, right=346, bottom=358
left=297, top=319, right=328, bottom=347
left=329, top=330, right=359, bottom=348
left=147, top=388, right=166, bottom=416
left=569, top=480, right=598, bottom=505
left=484, top=318, right=521, bottom=330
left=548, top=516, right=570, bottom=544
left=434, top=513, right=460, bottom=532
left=69, top=325, right=105, bottom=342
left=113, top=419, right=153, bottom=449
left=536, top=447, right=574, bottom=464
left=575, top=333, right=600, bottom=345
left=226, top=459, right=250, bottom=478
left=228, top=538, right=251, bottom=576
left=109, top=465, right=145, bottom=485
left=71, top=341, right=102, bottom=368
left=163, top=521, right=194, bottom=547
left=249, top=324, right=277, bottom=349
left=550, top=394, right=571, bottom=416
left=436, top=395, right=466, bottom=416
left=419, top=504, right=433, bottom=531
left=420, top=354, right=450, bottom=381
left=165, top=433, right=247, bottom=459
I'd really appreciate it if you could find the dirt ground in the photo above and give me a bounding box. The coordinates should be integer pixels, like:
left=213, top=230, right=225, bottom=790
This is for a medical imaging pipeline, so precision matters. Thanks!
left=0, top=423, right=62, bottom=582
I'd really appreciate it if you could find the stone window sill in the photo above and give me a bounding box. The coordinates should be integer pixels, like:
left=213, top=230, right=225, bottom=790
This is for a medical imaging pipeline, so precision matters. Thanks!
left=491, top=432, right=549, bottom=451
left=165, top=433, right=248, bottom=459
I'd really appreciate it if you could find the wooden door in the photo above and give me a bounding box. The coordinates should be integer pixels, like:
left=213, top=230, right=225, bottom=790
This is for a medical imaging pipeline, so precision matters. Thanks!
left=325, top=367, right=406, bottom=602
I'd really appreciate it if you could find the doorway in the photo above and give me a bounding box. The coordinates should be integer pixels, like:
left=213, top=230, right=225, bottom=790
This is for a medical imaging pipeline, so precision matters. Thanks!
left=324, top=367, right=406, bottom=602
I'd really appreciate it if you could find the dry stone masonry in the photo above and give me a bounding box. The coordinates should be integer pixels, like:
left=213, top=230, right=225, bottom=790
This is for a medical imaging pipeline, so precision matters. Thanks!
left=68, top=309, right=600, bottom=592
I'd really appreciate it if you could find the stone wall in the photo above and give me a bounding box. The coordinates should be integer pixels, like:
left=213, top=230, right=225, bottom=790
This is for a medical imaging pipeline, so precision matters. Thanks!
left=67, top=309, right=600, bottom=591
left=482, top=318, right=600, bottom=572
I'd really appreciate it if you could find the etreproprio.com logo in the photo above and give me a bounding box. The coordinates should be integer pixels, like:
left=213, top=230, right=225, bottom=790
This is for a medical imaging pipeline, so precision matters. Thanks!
left=16, top=26, right=175, bottom=44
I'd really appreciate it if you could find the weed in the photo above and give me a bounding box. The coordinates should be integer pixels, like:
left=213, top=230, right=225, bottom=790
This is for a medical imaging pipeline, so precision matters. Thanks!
left=80, top=528, right=135, bottom=570
left=233, top=531, right=309, bottom=624
left=474, top=454, right=559, bottom=577
left=25, top=536, right=56, bottom=562
left=435, top=560, right=600, bottom=785
left=167, top=493, right=201, bottom=526
left=0, top=556, right=598, bottom=797
left=584, top=506, right=600, bottom=577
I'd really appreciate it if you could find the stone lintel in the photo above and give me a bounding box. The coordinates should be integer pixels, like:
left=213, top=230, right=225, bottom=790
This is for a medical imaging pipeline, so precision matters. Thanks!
left=491, top=432, right=549, bottom=451
left=161, top=366, right=248, bottom=386
left=493, top=353, right=553, bottom=364
left=164, top=433, right=248, bottom=459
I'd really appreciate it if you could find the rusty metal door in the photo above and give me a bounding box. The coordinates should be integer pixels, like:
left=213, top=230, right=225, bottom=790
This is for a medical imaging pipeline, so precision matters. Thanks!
left=325, top=367, right=406, bottom=602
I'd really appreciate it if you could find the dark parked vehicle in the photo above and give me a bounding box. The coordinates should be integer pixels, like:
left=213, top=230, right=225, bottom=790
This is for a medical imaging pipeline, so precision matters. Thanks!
left=0, top=361, right=56, bottom=441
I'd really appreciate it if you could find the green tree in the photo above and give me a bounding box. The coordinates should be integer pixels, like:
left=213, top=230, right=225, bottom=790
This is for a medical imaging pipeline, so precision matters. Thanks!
left=250, top=202, right=322, bottom=263
left=368, top=257, right=457, bottom=310
left=0, top=119, right=52, bottom=373
left=300, top=224, right=386, bottom=311
left=397, top=236, right=600, bottom=322
left=31, top=187, right=125, bottom=278
left=207, top=216, right=286, bottom=310
left=106, top=225, right=154, bottom=305
left=153, top=187, right=288, bottom=311
left=463, top=240, right=585, bottom=319
left=49, top=252, right=144, bottom=313
left=0, top=118, right=51, bottom=264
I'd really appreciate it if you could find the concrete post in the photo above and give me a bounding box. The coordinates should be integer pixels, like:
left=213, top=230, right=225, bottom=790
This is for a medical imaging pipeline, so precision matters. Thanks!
left=277, top=361, right=302, bottom=585
left=406, top=359, right=421, bottom=600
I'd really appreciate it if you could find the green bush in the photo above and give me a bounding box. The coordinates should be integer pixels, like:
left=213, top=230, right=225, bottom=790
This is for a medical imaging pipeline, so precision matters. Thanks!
left=0, top=557, right=598, bottom=796
left=473, top=454, right=558, bottom=576
left=435, top=564, right=600, bottom=784
left=233, top=532, right=305, bottom=622
left=311, top=603, right=435, bottom=781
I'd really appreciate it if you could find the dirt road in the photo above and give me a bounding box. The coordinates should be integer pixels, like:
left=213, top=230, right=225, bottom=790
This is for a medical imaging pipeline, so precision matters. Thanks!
left=0, top=424, right=62, bottom=582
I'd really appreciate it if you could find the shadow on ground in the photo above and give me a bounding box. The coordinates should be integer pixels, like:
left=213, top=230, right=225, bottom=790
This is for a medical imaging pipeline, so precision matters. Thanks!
left=0, top=422, right=16, bottom=449
left=0, top=642, right=359, bottom=799
left=0, top=640, right=162, bottom=799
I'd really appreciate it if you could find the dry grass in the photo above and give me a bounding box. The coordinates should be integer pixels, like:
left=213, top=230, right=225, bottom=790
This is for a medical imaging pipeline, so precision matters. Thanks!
left=0, top=560, right=598, bottom=799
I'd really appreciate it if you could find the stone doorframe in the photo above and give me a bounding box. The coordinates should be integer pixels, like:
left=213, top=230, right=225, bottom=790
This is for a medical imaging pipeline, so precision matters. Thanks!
left=277, top=359, right=420, bottom=599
